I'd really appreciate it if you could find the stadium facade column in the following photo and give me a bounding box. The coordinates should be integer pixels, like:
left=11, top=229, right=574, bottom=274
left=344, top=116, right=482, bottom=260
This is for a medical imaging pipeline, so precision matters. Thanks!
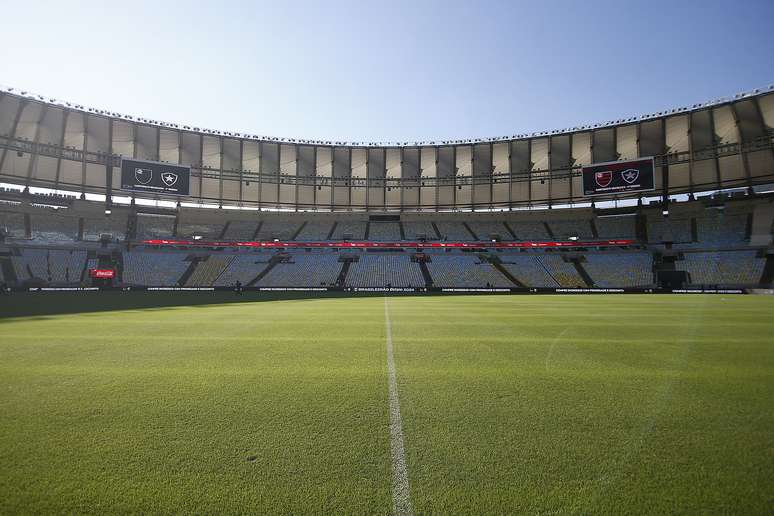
left=686, top=112, right=695, bottom=192
left=547, top=136, right=553, bottom=207
left=470, top=143, right=475, bottom=209
left=434, top=146, right=440, bottom=212
left=80, top=112, right=88, bottom=198
left=752, top=96, right=774, bottom=185
left=729, top=101, right=753, bottom=189
left=198, top=133, right=204, bottom=204
left=398, top=147, right=405, bottom=212
left=218, top=135, right=224, bottom=207
left=238, top=139, right=245, bottom=207
left=25, top=103, right=47, bottom=187
left=54, top=109, right=69, bottom=189
left=488, top=141, right=494, bottom=210
left=568, top=133, right=575, bottom=204
left=708, top=107, right=722, bottom=190
left=258, top=141, right=263, bottom=211
left=105, top=117, right=114, bottom=203
left=0, top=98, right=26, bottom=178
left=507, top=141, right=512, bottom=210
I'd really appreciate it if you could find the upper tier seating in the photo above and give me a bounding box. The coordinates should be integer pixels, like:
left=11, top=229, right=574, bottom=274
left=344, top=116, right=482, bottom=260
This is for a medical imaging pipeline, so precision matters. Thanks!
left=256, top=221, right=302, bottom=241
left=31, top=212, right=78, bottom=242
left=0, top=210, right=26, bottom=238
left=647, top=215, right=692, bottom=243
left=346, top=254, right=424, bottom=287
left=295, top=221, right=334, bottom=240
left=509, top=221, right=550, bottom=241
left=549, top=219, right=594, bottom=240
left=595, top=216, right=637, bottom=239
left=82, top=213, right=127, bottom=241
left=368, top=222, right=401, bottom=241
left=222, top=220, right=259, bottom=240
left=331, top=221, right=366, bottom=240
left=435, top=221, right=475, bottom=241
left=176, top=222, right=224, bottom=240
left=402, top=221, right=437, bottom=240
left=695, top=211, right=748, bottom=245
left=136, top=214, right=175, bottom=240
left=467, top=221, right=512, bottom=241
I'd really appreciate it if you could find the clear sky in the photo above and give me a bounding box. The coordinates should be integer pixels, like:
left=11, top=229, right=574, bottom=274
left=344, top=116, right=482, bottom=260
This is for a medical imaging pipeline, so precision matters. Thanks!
left=1, top=0, right=772, bottom=142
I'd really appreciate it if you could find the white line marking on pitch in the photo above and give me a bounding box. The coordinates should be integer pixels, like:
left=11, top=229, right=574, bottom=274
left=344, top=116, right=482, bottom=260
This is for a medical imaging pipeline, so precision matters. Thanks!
left=384, top=297, right=413, bottom=516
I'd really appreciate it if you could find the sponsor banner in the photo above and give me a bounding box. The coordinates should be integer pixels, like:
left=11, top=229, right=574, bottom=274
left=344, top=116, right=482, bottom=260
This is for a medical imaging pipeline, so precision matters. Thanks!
left=121, top=158, right=190, bottom=196
left=145, top=287, right=215, bottom=291
left=8, top=286, right=748, bottom=294
left=88, top=268, right=115, bottom=279
left=582, top=157, right=655, bottom=196
left=141, top=238, right=637, bottom=249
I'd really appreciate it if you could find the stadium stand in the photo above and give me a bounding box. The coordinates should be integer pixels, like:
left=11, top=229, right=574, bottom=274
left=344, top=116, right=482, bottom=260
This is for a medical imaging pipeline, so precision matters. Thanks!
left=368, top=222, right=402, bottom=241
left=402, top=221, right=437, bottom=240
left=677, top=251, right=765, bottom=286
left=176, top=222, right=224, bottom=240
left=0, top=210, right=27, bottom=239
left=346, top=254, right=424, bottom=287
left=256, top=252, right=340, bottom=287
left=537, top=254, right=586, bottom=288
left=647, top=214, right=693, bottom=243
left=82, top=213, right=127, bottom=241
left=12, top=248, right=86, bottom=284
left=435, top=221, right=475, bottom=241
left=256, top=220, right=302, bottom=241
left=595, top=216, right=637, bottom=239
left=185, top=255, right=234, bottom=286
left=331, top=221, right=367, bottom=240
left=467, top=221, right=512, bottom=241
left=213, top=254, right=268, bottom=286
left=549, top=219, right=594, bottom=240
left=295, top=221, right=334, bottom=240
left=135, top=214, right=175, bottom=240
left=695, top=211, right=749, bottom=245
left=425, top=255, right=511, bottom=287
left=582, top=253, right=654, bottom=287
left=499, top=254, right=559, bottom=288
left=30, top=211, right=78, bottom=242
left=509, top=221, right=551, bottom=241
left=222, top=220, right=259, bottom=240
left=122, top=251, right=189, bottom=286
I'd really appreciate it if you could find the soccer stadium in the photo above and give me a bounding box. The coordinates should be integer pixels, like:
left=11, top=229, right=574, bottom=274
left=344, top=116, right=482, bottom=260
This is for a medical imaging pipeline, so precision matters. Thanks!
left=1, top=2, right=773, bottom=514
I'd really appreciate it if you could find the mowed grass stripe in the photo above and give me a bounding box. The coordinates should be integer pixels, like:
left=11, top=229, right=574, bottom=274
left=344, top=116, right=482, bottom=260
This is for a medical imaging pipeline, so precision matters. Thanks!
left=388, top=295, right=774, bottom=514
left=0, top=296, right=394, bottom=513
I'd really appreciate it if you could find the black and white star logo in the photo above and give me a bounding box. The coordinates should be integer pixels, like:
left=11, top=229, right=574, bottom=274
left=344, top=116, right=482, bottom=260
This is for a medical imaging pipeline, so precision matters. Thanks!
left=161, top=172, right=178, bottom=187
left=621, top=169, right=639, bottom=184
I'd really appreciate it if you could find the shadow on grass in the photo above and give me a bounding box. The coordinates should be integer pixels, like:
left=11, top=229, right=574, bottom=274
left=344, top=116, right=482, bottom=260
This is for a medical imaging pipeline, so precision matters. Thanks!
left=0, top=291, right=402, bottom=320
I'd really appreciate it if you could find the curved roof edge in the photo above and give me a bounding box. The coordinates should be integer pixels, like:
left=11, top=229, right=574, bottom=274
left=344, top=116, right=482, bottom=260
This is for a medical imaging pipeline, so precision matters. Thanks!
left=2, top=82, right=772, bottom=148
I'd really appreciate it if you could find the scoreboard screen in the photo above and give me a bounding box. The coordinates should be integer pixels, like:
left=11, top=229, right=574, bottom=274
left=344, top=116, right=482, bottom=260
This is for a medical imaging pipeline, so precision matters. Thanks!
left=121, top=158, right=191, bottom=196
left=582, top=157, right=655, bottom=197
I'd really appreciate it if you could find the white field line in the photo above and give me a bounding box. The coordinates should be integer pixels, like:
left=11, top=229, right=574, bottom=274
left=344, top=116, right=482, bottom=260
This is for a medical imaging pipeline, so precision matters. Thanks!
left=384, top=297, right=413, bottom=516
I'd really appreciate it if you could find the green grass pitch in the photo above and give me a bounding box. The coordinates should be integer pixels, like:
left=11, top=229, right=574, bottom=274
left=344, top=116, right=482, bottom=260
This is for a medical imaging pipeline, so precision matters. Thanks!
left=1, top=293, right=772, bottom=513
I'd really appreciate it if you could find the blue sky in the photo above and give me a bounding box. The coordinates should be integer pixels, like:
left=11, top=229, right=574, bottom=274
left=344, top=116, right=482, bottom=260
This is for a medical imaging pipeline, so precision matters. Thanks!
left=2, top=0, right=772, bottom=142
